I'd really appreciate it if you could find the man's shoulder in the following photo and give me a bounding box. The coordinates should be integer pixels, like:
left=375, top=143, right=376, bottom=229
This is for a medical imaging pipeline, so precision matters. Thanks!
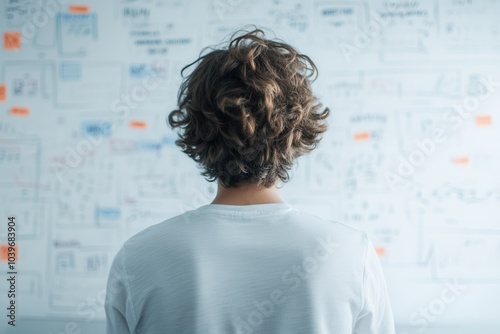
left=122, top=210, right=195, bottom=249
left=291, top=207, right=368, bottom=240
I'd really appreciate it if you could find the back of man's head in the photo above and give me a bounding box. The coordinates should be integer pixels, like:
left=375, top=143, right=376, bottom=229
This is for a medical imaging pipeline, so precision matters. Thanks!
left=168, top=28, right=330, bottom=188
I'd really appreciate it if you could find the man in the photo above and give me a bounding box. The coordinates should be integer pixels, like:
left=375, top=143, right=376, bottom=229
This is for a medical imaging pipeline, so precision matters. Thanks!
left=105, top=28, right=395, bottom=334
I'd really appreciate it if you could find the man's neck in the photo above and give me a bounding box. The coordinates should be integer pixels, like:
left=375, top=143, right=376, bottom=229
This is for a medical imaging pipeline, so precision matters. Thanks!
left=211, top=181, right=284, bottom=205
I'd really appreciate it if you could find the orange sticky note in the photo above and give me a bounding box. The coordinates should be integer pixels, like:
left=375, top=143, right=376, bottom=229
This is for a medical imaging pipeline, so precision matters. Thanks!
left=375, top=246, right=385, bottom=257
left=0, top=244, right=18, bottom=262
left=69, top=4, right=90, bottom=13
left=453, top=156, right=469, bottom=165
left=0, top=84, right=6, bottom=102
left=476, top=115, right=492, bottom=126
left=3, top=32, right=21, bottom=50
left=10, top=106, right=30, bottom=116
left=354, top=132, right=370, bottom=141
left=129, top=120, right=147, bottom=129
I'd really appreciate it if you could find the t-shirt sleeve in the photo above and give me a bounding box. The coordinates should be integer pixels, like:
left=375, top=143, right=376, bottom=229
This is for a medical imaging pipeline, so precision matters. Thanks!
left=105, top=245, right=137, bottom=334
left=353, top=235, right=396, bottom=334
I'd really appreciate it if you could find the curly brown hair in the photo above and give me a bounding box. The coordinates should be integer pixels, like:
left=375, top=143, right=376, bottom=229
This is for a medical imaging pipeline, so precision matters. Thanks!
left=167, top=28, right=330, bottom=188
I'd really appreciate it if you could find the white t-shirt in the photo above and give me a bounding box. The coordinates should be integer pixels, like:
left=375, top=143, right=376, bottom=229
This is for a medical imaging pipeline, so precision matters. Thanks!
left=105, top=202, right=395, bottom=334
